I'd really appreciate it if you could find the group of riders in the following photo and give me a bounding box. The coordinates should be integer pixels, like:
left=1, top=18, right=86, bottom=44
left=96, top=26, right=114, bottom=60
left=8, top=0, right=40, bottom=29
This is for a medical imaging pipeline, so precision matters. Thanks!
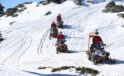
left=0, top=12, right=115, bottom=64
left=50, top=14, right=65, bottom=45
left=49, top=13, right=115, bottom=64
left=49, top=13, right=67, bottom=53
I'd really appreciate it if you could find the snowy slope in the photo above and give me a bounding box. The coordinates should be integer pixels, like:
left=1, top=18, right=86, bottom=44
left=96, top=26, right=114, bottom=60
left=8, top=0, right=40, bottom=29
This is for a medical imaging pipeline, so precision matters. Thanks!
left=0, top=0, right=124, bottom=76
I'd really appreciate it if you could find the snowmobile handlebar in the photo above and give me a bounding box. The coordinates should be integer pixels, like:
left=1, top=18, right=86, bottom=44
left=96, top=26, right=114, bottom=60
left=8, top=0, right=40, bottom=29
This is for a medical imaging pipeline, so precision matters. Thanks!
left=103, top=44, right=106, bottom=46
left=100, top=43, right=106, bottom=48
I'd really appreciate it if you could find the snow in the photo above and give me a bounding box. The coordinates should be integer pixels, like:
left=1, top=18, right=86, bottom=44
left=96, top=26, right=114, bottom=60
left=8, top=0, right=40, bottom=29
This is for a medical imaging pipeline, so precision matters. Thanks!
left=0, top=0, right=124, bottom=76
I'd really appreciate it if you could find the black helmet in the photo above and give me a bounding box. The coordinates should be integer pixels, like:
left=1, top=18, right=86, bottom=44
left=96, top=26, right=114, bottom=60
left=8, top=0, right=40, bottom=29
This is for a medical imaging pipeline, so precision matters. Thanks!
left=95, top=30, right=99, bottom=34
left=95, top=31, right=99, bottom=34
left=59, top=31, right=62, bottom=34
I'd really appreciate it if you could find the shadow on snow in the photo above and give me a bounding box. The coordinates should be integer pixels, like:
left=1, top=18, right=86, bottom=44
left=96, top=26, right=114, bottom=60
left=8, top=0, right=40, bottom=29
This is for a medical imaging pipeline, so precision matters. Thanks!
left=65, top=36, right=84, bottom=40
left=114, top=59, right=124, bottom=65
left=63, top=25, right=73, bottom=29
left=22, top=70, right=77, bottom=76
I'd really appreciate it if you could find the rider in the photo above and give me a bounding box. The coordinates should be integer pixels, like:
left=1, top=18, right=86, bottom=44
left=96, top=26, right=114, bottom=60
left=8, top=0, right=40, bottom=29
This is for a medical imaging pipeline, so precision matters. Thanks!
left=92, top=30, right=104, bottom=50
left=51, top=21, right=56, bottom=29
left=56, top=13, right=63, bottom=28
left=56, top=13, right=62, bottom=22
left=56, top=31, right=65, bottom=45
left=50, top=21, right=57, bottom=33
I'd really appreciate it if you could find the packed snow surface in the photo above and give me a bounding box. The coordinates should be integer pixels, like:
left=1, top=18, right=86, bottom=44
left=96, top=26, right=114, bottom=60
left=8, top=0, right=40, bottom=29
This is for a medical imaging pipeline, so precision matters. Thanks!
left=0, top=0, right=124, bottom=76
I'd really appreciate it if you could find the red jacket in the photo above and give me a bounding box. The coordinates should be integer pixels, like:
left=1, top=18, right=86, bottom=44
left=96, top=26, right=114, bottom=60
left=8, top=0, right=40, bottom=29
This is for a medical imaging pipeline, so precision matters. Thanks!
left=57, top=34, right=64, bottom=40
left=93, top=36, right=103, bottom=45
left=51, top=22, right=56, bottom=29
left=57, top=15, right=62, bottom=21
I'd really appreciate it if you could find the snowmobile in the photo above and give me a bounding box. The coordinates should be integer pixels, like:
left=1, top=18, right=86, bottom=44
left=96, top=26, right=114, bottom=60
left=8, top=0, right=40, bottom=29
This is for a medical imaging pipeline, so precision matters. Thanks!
left=49, top=28, right=58, bottom=38
left=87, top=44, right=115, bottom=65
left=86, top=32, right=116, bottom=65
left=55, top=41, right=68, bottom=54
left=57, top=20, right=63, bottom=28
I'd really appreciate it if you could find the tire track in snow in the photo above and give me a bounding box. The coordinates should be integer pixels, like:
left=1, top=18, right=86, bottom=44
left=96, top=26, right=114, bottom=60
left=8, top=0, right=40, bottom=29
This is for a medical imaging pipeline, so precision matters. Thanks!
left=64, top=10, right=87, bottom=51
left=97, top=17, right=121, bottom=49
left=79, top=9, right=103, bottom=51
left=1, top=11, right=60, bottom=65
left=2, top=39, right=24, bottom=65
left=3, top=37, right=32, bottom=65
left=78, top=5, right=112, bottom=51
left=64, top=6, right=102, bottom=52
left=1, top=22, right=46, bottom=55
left=1, top=19, right=49, bottom=49
left=37, top=29, right=50, bottom=54
left=36, top=28, right=58, bottom=65
left=0, top=65, right=32, bottom=76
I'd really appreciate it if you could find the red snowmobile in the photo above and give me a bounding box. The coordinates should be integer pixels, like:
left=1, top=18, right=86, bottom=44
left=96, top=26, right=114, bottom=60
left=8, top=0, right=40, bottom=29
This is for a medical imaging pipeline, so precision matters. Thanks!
left=86, top=32, right=116, bottom=65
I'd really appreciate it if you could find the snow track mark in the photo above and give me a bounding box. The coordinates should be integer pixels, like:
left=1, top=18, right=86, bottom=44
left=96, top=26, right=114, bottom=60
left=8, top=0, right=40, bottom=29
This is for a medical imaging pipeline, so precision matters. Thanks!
left=3, top=37, right=32, bottom=65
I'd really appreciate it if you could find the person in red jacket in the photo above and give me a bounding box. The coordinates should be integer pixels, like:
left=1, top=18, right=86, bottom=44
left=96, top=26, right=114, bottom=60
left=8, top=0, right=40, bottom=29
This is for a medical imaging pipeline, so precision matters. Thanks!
left=57, top=31, right=65, bottom=45
left=56, top=13, right=62, bottom=22
left=50, top=21, right=57, bottom=33
left=92, top=31, right=104, bottom=50
left=50, top=21, right=58, bottom=38
left=56, top=13, right=64, bottom=28
left=51, top=21, right=56, bottom=29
